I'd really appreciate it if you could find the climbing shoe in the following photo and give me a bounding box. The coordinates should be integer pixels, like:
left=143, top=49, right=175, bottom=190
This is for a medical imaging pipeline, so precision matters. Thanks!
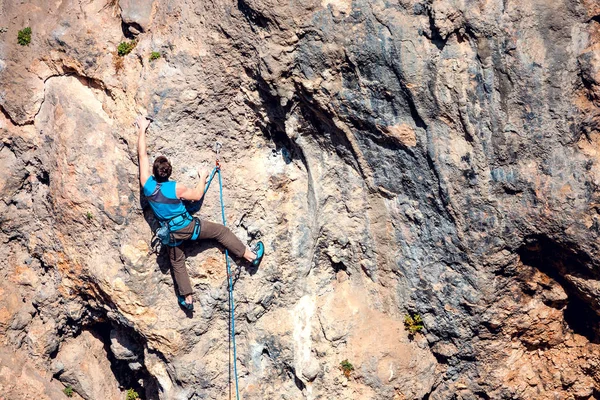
left=252, top=241, right=265, bottom=268
left=177, top=295, right=194, bottom=311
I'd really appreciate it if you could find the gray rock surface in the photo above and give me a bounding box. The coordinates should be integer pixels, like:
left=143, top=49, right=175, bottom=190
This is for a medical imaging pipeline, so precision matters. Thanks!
left=55, top=331, right=123, bottom=400
left=110, top=328, right=141, bottom=361
left=1, top=0, right=600, bottom=399
left=120, top=0, right=155, bottom=33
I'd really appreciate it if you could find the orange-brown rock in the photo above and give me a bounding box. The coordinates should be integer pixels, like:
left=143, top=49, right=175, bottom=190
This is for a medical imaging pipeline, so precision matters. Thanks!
left=2, top=0, right=600, bottom=399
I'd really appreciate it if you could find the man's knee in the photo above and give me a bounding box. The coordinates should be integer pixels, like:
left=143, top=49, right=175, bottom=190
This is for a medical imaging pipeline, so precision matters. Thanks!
left=200, top=220, right=227, bottom=239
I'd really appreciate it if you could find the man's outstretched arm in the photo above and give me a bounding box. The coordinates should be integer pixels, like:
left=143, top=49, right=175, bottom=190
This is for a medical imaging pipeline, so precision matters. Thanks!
left=176, top=168, right=210, bottom=201
left=135, top=116, right=151, bottom=187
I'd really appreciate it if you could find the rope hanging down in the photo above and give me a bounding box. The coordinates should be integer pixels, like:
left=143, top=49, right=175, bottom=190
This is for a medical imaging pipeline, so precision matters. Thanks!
left=202, top=142, right=241, bottom=400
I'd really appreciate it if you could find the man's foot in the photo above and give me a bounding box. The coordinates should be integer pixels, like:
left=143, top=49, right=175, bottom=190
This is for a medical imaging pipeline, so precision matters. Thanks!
left=177, top=295, right=194, bottom=311
left=251, top=241, right=265, bottom=268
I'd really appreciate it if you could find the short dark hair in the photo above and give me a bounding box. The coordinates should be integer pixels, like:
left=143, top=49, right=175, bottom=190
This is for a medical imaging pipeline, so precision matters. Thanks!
left=153, top=156, right=172, bottom=182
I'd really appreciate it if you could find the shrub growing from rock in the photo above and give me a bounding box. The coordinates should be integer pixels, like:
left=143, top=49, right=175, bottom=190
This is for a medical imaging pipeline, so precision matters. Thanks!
left=126, top=388, right=139, bottom=400
left=404, top=314, right=424, bottom=335
left=17, top=27, right=31, bottom=46
left=117, top=40, right=136, bottom=56
left=63, top=386, right=74, bottom=397
left=340, top=359, right=354, bottom=378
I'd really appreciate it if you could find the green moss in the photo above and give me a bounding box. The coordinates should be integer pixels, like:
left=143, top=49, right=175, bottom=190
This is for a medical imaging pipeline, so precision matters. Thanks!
left=85, top=211, right=94, bottom=221
left=117, top=40, right=136, bottom=56
left=17, top=27, right=32, bottom=46
left=149, top=51, right=161, bottom=61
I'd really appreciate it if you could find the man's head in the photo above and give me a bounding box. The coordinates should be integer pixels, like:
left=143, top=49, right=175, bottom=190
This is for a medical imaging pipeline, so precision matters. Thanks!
left=153, top=156, right=172, bottom=182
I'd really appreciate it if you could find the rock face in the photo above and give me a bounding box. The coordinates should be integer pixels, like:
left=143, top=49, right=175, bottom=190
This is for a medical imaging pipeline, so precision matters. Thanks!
left=55, top=330, right=123, bottom=400
left=1, top=0, right=600, bottom=399
left=0, top=347, right=71, bottom=400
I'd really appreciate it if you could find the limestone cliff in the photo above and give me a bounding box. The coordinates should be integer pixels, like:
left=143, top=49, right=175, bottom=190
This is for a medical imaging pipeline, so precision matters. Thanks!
left=1, top=0, right=600, bottom=399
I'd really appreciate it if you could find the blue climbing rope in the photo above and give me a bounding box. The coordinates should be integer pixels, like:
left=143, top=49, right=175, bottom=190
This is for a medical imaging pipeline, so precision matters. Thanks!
left=201, top=156, right=241, bottom=400
left=203, top=166, right=218, bottom=195
left=218, top=166, right=241, bottom=400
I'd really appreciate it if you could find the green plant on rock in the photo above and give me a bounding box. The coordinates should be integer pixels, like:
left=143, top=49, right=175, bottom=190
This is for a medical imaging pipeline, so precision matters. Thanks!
left=126, top=388, right=140, bottom=400
left=340, top=359, right=354, bottom=378
left=18, top=27, right=32, bottom=46
left=63, top=385, right=74, bottom=397
left=85, top=211, right=94, bottom=221
left=404, top=313, right=424, bottom=335
left=117, top=40, right=136, bottom=56
left=149, top=51, right=161, bottom=61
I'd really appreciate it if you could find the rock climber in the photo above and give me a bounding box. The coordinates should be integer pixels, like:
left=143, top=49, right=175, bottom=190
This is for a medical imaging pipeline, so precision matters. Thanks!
left=135, top=115, right=264, bottom=311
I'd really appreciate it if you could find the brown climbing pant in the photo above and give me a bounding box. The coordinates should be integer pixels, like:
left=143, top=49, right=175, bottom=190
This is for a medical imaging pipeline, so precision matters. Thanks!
left=168, top=219, right=247, bottom=296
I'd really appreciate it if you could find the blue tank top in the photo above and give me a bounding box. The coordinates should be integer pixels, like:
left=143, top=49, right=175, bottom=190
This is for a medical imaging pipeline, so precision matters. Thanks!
left=143, top=176, right=192, bottom=230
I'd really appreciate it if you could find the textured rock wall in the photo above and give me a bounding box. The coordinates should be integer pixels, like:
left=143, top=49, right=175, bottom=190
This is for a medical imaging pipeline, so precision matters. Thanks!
left=1, top=0, right=600, bottom=399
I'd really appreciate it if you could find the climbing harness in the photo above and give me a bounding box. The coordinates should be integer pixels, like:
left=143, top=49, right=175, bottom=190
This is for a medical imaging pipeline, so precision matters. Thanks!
left=154, top=212, right=201, bottom=246
left=155, top=211, right=198, bottom=246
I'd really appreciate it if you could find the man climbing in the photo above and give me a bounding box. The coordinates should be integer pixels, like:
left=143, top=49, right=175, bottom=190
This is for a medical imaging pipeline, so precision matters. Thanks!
left=135, top=116, right=264, bottom=311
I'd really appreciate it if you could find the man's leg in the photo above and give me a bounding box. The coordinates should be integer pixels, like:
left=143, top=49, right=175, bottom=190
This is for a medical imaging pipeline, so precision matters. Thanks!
left=168, top=244, right=194, bottom=298
left=198, top=220, right=255, bottom=261
left=169, top=222, right=196, bottom=304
